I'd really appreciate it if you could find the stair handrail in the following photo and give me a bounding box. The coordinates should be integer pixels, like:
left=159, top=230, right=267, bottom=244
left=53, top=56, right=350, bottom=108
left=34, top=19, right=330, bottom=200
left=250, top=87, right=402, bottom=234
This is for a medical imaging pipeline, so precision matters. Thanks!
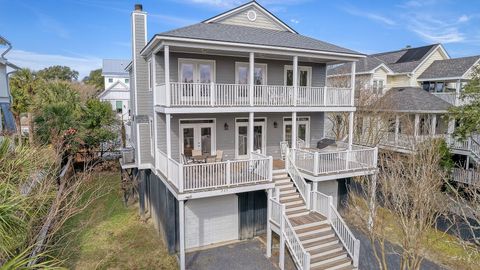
left=469, top=136, right=480, bottom=159
left=281, top=204, right=311, bottom=270
left=285, top=148, right=312, bottom=209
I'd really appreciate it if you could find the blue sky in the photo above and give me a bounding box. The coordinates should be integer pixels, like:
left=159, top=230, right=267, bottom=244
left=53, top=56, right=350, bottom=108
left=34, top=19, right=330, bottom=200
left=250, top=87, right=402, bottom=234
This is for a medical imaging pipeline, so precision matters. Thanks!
left=1, top=0, right=479, bottom=78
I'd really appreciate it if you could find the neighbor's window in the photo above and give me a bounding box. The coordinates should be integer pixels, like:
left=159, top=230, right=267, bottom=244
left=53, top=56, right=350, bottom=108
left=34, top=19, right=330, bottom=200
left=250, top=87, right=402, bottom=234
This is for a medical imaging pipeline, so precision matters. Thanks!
left=108, top=78, right=113, bottom=83
left=116, top=101, right=123, bottom=113
left=125, top=78, right=129, bottom=84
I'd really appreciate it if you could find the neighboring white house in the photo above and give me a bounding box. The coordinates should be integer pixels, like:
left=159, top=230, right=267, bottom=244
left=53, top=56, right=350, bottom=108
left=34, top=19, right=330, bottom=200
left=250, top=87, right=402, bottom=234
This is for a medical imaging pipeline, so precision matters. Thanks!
left=99, top=59, right=131, bottom=144
left=0, top=35, right=18, bottom=134
left=99, top=59, right=131, bottom=117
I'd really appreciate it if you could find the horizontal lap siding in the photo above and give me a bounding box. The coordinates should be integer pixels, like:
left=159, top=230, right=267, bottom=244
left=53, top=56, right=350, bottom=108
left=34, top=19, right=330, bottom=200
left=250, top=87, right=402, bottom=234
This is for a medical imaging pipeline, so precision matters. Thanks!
left=157, top=113, right=167, bottom=153
left=217, top=6, right=286, bottom=31
left=133, top=13, right=153, bottom=164
left=168, top=52, right=326, bottom=87
left=169, top=112, right=324, bottom=161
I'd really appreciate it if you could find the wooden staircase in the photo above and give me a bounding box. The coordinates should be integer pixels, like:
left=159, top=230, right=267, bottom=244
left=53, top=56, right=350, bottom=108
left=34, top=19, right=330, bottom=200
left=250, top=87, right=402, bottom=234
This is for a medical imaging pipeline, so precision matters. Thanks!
left=273, top=170, right=356, bottom=270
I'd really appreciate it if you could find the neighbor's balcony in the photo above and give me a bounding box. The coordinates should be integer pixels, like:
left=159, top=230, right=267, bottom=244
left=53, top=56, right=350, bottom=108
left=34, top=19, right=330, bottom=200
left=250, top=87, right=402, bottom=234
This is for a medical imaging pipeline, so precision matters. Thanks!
left=155, top=150, right=272, bottom=193
left=155, top=82, right=353, bottom=108
left=432, top=92, right=472, bottom=106
left=452, top=168, right=480, bottom=186
left=291, top=143, right=378, bottom=178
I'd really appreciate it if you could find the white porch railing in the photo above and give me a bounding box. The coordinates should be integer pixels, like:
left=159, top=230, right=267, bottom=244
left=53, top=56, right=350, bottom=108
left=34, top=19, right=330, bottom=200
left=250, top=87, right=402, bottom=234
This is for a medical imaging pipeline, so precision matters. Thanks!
left=452, top=168, right=480, bottom=186
left=286, top=149, right=311, bottom=208
left=156, top=82, right=353, bottom=107
left=157, top=150, right=272, bottom=192
left=311, top=191, right=360, bottom=268
left=292, top=146, right=378, bottom=176
left=433, top=92, right=457, bottom=105
left=283, top=214, right=311, bottom=270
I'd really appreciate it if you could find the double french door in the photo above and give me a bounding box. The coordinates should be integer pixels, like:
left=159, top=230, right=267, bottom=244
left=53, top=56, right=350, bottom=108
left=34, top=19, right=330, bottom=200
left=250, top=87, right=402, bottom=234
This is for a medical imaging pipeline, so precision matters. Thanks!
left=178, top=59, right=215, bottom=103
left=180, top=120, right=216, bottom=157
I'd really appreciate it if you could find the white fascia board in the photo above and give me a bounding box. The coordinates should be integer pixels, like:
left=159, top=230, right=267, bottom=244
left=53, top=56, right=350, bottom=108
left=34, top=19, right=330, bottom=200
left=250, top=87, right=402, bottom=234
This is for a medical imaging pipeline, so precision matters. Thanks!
left=417, top=76, right=463, bottom=82
left=412, top=44, right=450, bottom=75
left=461, top=58, right=480, bottom=79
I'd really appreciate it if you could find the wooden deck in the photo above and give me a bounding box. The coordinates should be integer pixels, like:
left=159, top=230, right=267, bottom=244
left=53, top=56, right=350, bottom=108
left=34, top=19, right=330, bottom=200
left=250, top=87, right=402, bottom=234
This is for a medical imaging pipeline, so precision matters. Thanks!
left=290, top=212, right=327, bottom=227
left=273, top=159, right=285, bottom=170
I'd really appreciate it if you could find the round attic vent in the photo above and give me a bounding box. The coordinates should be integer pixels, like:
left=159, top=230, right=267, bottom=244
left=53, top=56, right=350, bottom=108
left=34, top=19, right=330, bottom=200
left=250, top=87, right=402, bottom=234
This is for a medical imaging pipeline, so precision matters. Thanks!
left=247, top=10, right=257, bottom=21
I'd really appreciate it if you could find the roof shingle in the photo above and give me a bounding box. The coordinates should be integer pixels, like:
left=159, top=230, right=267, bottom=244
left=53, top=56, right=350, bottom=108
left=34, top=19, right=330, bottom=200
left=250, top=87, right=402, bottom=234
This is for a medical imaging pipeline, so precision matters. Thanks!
left=102, top=59, right=130, bottom=76
left=375, top=87, right=452, bottom=112
left=159, top=23, right=361, bottom=55
left=418, top=55, right=480, bottom=80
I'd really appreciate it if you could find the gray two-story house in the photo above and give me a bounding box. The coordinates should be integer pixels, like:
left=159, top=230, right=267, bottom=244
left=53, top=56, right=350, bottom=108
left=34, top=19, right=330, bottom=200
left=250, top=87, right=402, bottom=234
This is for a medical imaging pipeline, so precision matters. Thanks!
left=122, top=2, right=378, bottom=269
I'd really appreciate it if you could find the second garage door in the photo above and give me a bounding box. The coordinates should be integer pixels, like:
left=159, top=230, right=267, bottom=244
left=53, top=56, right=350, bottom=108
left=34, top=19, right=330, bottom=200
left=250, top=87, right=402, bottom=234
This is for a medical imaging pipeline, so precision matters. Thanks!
left=185, top=195, right=239, bottom=249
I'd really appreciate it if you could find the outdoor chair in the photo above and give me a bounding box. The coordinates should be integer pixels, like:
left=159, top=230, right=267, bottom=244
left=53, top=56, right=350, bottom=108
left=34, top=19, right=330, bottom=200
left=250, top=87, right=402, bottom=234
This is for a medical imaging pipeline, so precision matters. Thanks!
left=215, top=150, right=223, bottom=162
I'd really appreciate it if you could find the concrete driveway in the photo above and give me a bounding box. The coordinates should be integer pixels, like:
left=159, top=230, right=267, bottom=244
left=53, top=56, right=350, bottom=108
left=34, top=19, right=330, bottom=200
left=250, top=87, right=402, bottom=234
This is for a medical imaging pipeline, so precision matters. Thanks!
left=186, top=239, right=278, bottom=270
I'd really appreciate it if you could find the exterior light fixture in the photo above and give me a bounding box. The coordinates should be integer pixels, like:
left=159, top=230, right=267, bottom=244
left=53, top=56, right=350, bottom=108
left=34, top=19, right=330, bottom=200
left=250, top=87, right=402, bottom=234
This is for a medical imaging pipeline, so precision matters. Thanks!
left=224, top=123, right=229, bottom=130
left=273, top=121, right=278, bottom=128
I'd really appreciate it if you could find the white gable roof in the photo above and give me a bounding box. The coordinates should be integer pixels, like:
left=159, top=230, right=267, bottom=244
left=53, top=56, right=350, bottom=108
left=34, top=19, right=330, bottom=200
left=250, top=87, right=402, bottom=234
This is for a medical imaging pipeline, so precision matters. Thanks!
left=98, top=81, right=129, bottom=99
left=203, top=1, right=297, bottom=33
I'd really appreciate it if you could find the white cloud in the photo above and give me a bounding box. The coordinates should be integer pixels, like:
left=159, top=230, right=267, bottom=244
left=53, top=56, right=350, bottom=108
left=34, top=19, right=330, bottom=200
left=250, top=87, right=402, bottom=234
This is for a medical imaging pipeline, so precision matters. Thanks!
left=7, top=49, right=102, bottom=79
left=176, top=0, right=308, bottom=8
left=344, top=7, right=396, bottom=26
left=406, top=14, right=466, bottom=43
left=290, top=18, right=300, bottom=24
left=458, top=15, right=470, bottom=23
left=35, top=12, right=70, bottom=39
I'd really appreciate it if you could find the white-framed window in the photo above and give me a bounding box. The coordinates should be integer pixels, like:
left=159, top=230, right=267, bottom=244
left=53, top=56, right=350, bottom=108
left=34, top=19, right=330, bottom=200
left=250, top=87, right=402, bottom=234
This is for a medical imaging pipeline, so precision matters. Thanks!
left=235, top=62, right=267, bottom=85
left=178, top=58, right=216, bottom=83
left=284, top=65, right=312, bottom=87
left=283, top=116, right=310, bottom=147
left=125, top=78, right=129, bottom=84
left=108, top=78, right=113, bottom=83
left=148, top=59, right=153, bottom=91
left=373, top=80, right=384, bottom=94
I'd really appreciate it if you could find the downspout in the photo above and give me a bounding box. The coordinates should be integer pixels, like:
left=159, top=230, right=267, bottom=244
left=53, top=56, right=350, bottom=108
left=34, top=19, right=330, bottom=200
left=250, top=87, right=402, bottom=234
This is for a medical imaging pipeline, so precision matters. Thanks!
left=0, top=35, right=12, bottom=58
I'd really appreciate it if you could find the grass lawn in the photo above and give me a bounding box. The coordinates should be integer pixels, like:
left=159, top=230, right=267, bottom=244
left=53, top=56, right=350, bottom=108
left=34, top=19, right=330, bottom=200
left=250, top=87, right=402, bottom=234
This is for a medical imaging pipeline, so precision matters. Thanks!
left=347, top=196, right=480, bottom=270
left=59, top=171, right=177, bottom=270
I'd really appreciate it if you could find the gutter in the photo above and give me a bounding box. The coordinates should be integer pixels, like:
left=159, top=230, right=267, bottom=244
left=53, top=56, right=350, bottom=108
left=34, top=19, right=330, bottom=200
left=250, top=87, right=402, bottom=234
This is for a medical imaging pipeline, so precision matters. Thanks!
left=0, top=35, right=12, bottom=58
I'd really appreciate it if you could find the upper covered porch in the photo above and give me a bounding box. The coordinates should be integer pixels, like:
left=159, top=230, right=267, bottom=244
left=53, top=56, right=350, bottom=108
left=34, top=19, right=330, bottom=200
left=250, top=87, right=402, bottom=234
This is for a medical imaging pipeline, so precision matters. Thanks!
left=142, top=21, right=363, bottom=113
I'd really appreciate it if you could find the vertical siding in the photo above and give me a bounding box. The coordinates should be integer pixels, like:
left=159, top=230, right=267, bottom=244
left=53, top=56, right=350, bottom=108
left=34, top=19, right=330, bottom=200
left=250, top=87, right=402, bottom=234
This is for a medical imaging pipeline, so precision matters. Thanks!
left=216, top=6, right=286, bottom=31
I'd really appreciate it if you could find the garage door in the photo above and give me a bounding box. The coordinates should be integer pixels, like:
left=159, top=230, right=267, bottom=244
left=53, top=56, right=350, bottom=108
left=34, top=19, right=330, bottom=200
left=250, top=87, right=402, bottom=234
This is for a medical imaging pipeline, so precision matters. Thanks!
left=185, top=195, right=239, bottom=249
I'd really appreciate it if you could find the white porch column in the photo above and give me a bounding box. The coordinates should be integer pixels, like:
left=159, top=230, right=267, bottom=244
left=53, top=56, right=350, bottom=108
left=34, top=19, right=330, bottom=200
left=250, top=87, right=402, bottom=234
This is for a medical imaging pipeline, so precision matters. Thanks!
left=164, top=45, right=170, bottom=107
left=414, top=114, right=420, bottom=138
left=455, top=79, right=461, bottom=106
left=348, top=112, right=354, bottom=150
left=248, top=112, right=254, bottom=156
left=431, top=114, right=437, bottom=135
left=166, top=114, right=171, bottom=158
left=249, top=52, right=255, bottom=106
left=466, top=156, right=470, bottom=170
left=266, top=188, right=272, bottom=258
left=179, top=200, right=185, bottom=270
left=293, top=56, right=298, bottom=106
left=291, top=112, right=297, bottom=149
left=350, top=61, right=356, bottom=106
left=394, top=115, right=400, bottom=145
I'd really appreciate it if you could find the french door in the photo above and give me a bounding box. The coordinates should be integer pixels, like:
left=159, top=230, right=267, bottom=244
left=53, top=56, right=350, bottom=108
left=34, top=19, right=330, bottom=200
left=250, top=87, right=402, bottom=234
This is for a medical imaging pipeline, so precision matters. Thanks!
left=178, top=59, right=215, bottom=103
left=235, top=118, right=266, bottom=159
left=283, top=116, right=310, bottom=148
left=180, top=120, right=216, bottom=157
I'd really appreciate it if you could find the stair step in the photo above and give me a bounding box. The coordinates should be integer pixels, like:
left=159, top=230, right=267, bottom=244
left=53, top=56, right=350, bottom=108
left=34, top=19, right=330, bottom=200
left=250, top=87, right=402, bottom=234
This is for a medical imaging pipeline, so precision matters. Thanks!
left=275, top=182, right=293, bottom=187
left=286, top=208, right=309, bottom=215
left=284, top=199, right=304, bottom=206
left=286, top=202, right=305, bottom=209
left=279, top=186, right=296, bottom=191
left=303, top=236, right=338, bottom=249
left=310, top=250, right=348, bottom=264
left=293, top=220, right=326, bottom=230
left=273, top=174, right=289, bottom=179
left=311, top=257, right=352, bottom=270
left=274, top=178, right=291, bottom=183
left=295, top=223, right=330, bottom=236
left=280, top=197, right=301, bottom=204
left=280, top=193, right=300, bottom=200
left=308, top=243, right=344, bottom=256
left=299, top=230, right=334, bottom=243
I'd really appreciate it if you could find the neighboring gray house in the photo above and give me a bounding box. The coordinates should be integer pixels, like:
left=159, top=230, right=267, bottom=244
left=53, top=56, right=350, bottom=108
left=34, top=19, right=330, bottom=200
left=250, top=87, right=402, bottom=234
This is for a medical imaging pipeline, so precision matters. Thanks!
left=0, top=35, right=18, bottom=134
left=123, top=2, right=379, bottom=270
